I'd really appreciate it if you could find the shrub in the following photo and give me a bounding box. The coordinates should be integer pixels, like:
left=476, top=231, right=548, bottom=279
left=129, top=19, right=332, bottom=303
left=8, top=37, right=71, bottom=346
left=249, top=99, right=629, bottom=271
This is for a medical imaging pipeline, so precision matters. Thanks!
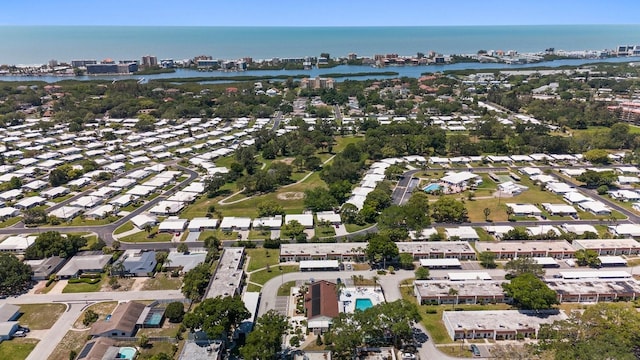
left=165, top=302, right=185, bottom=323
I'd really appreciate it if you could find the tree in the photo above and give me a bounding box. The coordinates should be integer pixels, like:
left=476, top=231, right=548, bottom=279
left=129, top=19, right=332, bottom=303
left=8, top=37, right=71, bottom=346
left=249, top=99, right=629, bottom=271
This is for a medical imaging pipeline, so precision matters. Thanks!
left=483, top=207, right=491, bottom=222
left=502, top=273, right=558, bottom=310
left=328, top=180, right=353, bottom=204
left=183, top=296, right=250, bottom=343
left=205, top=174, right=227, bottom=198
left=256, top=201, right=284, bottom=217
left=83, top=309, right=99, bottom=326
left=415, top=267, right=430, bottom=280
left=448, top=287, right=459, bottom=309
left=479, top=251, right=497, bottom=269
left=177, top=243, right=189, bottom=253
left=281, top=220, right=306, bottom=242
left=398, top=253, right=414, bottom=270
left=574, top=249, right=601, bottom=268
left=577, top=170, right=616, bottom=189
left=537, top=303, right=640, bottom=360
left=304, top=187, right=338, bottom=212
left=23, top=207, right=47, bottom=225
left=430, top=197, right=468, bottom=223
left=403, top=192, right=431, bottom=231
left=24, top=231, right=87, bottom=260
left=165, top=302, right=185, bottom=323
left=583, top=149, right=610, bottom=165
left=365, top=235, right=399, bottom=268
left=0, top=253, right=33, bottom=296
left=137, top=333, right=150, bottom=348
left=240, top=310, right=289, bottom=360
left=7, top=176, right=22, bottom=190
left=181, top=263, right=211, bottom=302
left=504, top=257, right=544, bottom=278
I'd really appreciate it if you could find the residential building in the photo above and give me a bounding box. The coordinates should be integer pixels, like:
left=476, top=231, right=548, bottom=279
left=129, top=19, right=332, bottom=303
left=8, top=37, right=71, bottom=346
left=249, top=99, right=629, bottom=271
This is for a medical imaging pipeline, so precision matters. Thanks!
left=475, top=241, right=575, bottom=259
left=442, top=310, right=567, bottom=340
left=572, top=238, right=640, bottom=255
left=90, top=301, right=147, bottom=337
left=414, top=280, right=506, bottom=305
left=56, top=253, right=111, bottom=279
left=205, top=247, right=245, bottom=299
left=546, top=279, right=640, bottom=302
left=24, top=256, right=66, bottom=280
left=300, top=77, right=335, bottom=90
left=305, top=280, right=339, bottom=334
left=115, top=250, right=157, bottom=277
left=0, top=235, right=36, bottom=253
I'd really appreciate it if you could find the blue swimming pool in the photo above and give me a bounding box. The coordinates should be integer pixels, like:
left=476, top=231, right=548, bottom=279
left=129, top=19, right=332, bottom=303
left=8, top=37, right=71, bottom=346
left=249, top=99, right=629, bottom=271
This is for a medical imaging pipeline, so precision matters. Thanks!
left=423, top=183, right=441, bottom=193
left=118, top=347, right=137, bottom=359
left=355, top=298, right=373, bottom=311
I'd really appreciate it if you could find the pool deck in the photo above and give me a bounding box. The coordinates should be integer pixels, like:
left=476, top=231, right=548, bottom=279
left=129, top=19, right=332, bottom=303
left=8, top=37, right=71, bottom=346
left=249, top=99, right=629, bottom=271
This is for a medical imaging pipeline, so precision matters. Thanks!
left=339, top=286, right=385, bottom=313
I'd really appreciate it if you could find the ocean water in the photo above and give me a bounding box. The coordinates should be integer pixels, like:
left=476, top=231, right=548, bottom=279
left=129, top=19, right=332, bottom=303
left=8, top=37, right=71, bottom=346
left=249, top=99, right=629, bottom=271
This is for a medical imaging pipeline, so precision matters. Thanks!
left=1, top=25, right=640, bottom=65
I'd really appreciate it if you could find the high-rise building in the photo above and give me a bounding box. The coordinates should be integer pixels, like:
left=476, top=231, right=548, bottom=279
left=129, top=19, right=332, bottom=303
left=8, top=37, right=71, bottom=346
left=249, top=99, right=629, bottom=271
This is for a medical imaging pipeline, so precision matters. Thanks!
left=142, top=55, right=158, bottom=67
left=300, top=76, right=335, bottom=90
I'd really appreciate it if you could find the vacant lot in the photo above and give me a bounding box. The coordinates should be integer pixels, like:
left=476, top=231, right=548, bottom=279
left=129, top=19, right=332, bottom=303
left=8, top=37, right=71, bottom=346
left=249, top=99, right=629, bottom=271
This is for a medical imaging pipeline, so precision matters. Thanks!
left=246, top=248, right=280, bottom=272
left=0, top=338, right=38, bottom=360
left=141, top=274, right=182, bottom=291
left=18, top=303, right=66, bottom=330
left=47, top=330, right=87, bottom=360
left=73, top=301, right=118, bottom=329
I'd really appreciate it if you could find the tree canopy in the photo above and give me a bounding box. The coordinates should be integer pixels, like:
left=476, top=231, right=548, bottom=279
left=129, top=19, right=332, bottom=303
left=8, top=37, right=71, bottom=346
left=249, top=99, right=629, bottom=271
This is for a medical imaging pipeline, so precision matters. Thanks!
left=365, top=235, right=399, bottom=268
left=181, top=263, right=212, bottom=302
left=183, top=296, right=250, bottom=342
left=240, top=310, right=289, bottom=360
left=502, top=273, right=558, bottom=310
left=504, top=257, right=544, bottom=278
left=0, top=253, right=33, bottom=296
left=538, top=303, right=640, bottom=360
left=430, top=197, right=468, bottom=223
left=24, top=231, right=87, bottom=260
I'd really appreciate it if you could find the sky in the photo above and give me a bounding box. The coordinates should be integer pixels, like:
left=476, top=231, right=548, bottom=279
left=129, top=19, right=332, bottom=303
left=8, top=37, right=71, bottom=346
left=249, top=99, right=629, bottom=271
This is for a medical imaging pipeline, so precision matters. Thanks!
left=1, top=0, right=639, bottom=26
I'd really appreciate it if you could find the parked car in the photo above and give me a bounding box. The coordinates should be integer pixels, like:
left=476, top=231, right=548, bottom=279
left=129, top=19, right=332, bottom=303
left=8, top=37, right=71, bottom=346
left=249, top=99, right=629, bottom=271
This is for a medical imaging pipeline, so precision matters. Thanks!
left=470, top=344, right=481, bottom=357
left=18, top=326, right=29, bottom=333
left=13, top=330, right=27, bottom=337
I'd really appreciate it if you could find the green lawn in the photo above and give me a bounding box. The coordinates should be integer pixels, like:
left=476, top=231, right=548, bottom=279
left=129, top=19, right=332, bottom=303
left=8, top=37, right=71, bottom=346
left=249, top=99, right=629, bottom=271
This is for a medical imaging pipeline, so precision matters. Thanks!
left=197, top=229, right=238, bottom=240
left=50, top=194, right=74, bottom=203
left=246, top=248, right=280, bottom=272
left=246, top=283, right=262, bottom=292
left=141, top=273, right=183, bottom=290
left=114, top=221, right=134, bottom=235
left=62, top=275, right=105, bottom=293
left=315, top=225, right=336, bottom=237
left=248, top=229, right=271, bottom=240
left=345, top=222, right=374, bottom=233
left=0, top=217, right=22, bottom=228
left=278, top=280, right=297, bottom=296
left=0, top=338, right=39, bottom=360
left=119, top=226, right=173, bottom=243
left=67, top=216, right=118, bottom=226
left=18, top=303, right=66, bottom=329
left=250, top=265, right=299, bottom=285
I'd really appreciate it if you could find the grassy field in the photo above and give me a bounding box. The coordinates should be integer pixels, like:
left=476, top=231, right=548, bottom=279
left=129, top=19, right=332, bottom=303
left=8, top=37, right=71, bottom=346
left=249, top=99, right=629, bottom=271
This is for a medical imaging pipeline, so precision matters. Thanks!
left=246, top=283, right=262, bottom=292
left=196, top=229, right=238, bottom=240
left=114, top=221, right=135, bottom=235
left=0, top=338, right=39, bottom=360
left=18, top=304, right=66, bottom=330
left=250, top=265, right=299, bottom=285
left=246, top=248, right=280, bottom=272
left=136, top=341, right=178, bottom=359
left=47, top=330, right=87, bottom=360
left=248, top=229, right=271, bottom=240
left=345, top=222, right=374, bottom=233
left=141, top=273, right=183, bottom=291
left=315, top=224, right=336, bottom=237
left=119, top=226, right=173, bottom=243
left=50, top=194, right=74, bottom=203
left=68, top=216, right=117, bottom=227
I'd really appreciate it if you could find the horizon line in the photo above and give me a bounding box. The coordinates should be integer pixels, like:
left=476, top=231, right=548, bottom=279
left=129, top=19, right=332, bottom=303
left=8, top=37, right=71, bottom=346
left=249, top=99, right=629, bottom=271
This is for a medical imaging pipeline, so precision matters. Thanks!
left=1, top=23, right=639, bottom=28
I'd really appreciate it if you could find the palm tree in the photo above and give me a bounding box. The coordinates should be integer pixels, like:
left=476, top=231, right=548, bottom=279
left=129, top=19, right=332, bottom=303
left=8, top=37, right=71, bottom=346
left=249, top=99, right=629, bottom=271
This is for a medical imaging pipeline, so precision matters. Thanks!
left=506, top=207, right=514, bottom=221
left=112, top=261, right=126, bottom=278
left=351, top=274, right=359, bottom=286
left=144, top=224, right=153, bottom=238
left=448, top=287, right=459, bottom=310
left=483, top=207, right=491, bottom=222
left=372, top=275, right=380, bottom=291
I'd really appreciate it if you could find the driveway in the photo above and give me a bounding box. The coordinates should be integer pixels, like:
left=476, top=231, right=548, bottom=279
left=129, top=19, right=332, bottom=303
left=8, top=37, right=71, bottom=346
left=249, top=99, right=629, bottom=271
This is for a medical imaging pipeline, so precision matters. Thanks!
left=335, top=224, right=348, bottom=236
left=185, top=231, right=200, bottom=242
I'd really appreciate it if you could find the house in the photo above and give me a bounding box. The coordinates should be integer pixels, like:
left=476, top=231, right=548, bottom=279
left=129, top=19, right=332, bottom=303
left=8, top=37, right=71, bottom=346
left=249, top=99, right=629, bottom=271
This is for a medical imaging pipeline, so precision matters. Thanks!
left=505, top=203, right=542, bottom=217
left=0, top=207, right=19, bottom=220
left=300, top=260, right=340, bottom=271
left=14, top=196, right=46, bottom=210
left=158, top=217, right=188, bottom=233
left=109, top=194, right=137, bottom=208
left=70, top=195, right=103, bottom=209
left=40, top=186, right=70, bottom=199
left=408, top=228, right=439, bottom=240
left=24, top=256, right=66, bottom=280
left=85, top=204, right=114, bottom=220
left=609, top=224, right=640, bottom=238
left=445, top=227, right=479, bottom=241
left=130, top=214, right=157, bottom=230
left=414, top=280, right=506, bottom=305
left=305, top=281, right=339, bottom=334
left=563, top=191, right=592, bottom=204
left=56, top=254, right=111, bottom=279
left=0, top=322, right=19, bottom=343
left=483, top=226, right=514, bottom=239
left=90, top=301, right=147, bottom=337
left=219, top=216, right=251, bottom=231
left=149, top=200, right=185, bottom=216
left=76, top=337, right=119, bottom=360
left=546, top=279, right=640, bottom=303
left=187, top=217, right=218, bottom=232
left=545, top=182, right=575, bottom=194
left=578, top=201, right=611, bottom=215
left=0, top=304, right=20, bottom=322
left=115, top=250, right=157, bottom=277
left=526, top=226, right=562, bottom=237
left=48, top=206, right=83, bottom=221
left=560, top=223, right=598, bottom=236
left=541, top=203, right=577, bottom=216
left=252, top=216, right=282, bottom=230
left=0, top=235, right=36, bottom=253
left=609, top=190, right=640, bottom=202
left=285, top=214, right=314, bottom=228
left=316, top=211, right=342, bottom=225
left=166, top=251, right=207, bottom=273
